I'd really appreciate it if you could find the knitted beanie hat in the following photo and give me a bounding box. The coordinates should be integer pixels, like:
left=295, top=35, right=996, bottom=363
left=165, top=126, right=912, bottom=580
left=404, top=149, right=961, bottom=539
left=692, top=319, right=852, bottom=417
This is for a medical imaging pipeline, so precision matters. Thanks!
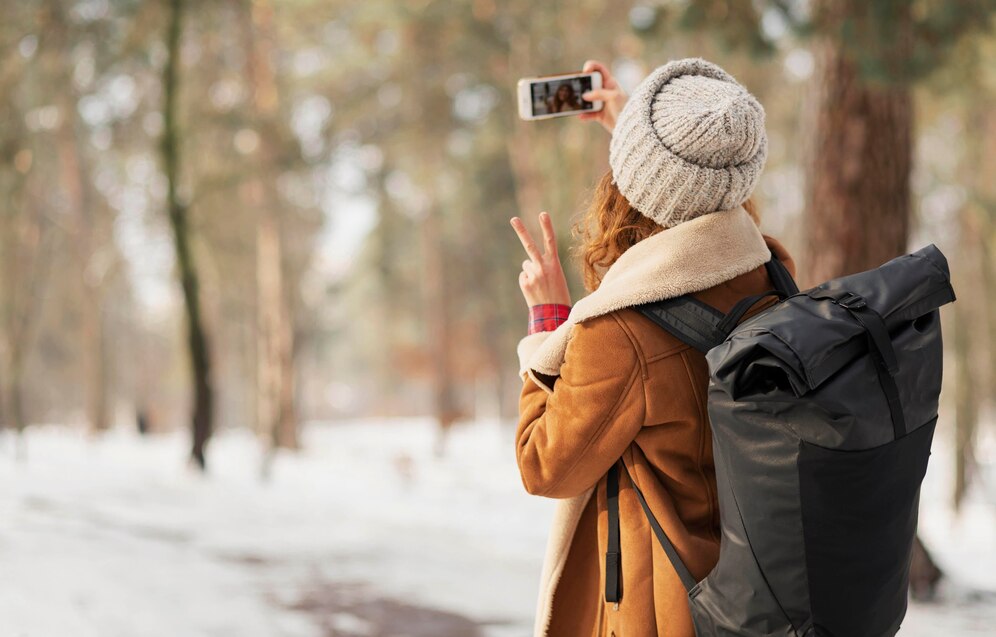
left=609, top=58, right=767, bottom=228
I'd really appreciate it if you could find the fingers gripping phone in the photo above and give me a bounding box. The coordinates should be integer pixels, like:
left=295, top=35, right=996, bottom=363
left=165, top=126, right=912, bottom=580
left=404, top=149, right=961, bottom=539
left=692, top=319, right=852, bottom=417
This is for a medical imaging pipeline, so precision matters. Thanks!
left=517, top=71, right=603, bottom=121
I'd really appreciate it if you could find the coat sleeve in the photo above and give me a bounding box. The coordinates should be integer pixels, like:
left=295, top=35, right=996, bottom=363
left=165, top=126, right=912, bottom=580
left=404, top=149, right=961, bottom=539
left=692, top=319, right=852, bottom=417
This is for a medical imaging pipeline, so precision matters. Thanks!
left=515, top=312, right=646, bottom=498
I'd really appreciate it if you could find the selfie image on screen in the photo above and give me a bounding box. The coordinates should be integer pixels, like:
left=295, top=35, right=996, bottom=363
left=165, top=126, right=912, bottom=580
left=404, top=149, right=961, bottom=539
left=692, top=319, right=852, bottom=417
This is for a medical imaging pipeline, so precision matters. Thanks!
left=530, top=76, right=594, bottom=117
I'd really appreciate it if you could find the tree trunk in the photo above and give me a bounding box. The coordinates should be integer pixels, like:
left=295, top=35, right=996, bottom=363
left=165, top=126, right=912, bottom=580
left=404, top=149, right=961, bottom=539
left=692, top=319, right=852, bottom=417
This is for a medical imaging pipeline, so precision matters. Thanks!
left=1, top=352, right=26, bottom=436
left=241, top=0, right=298, bottom=454
left=0, top=237, right=32, bottom=438
left=909, top=535, right=942, bottom=601
left=49, top=0, right=110, bottom=433
left=805, top=1, right=939, bottom=595
left=162, top=0, right=214, bottom=470
left=804, top=42, right=912, bottom=285
left=950, top=83, right=994, bottom=509
left=403, top=17, right=460, bottom=447
left=422, top=204, right=458, bottom=453
left=256, top=210, right=298, bottom=452
left=55, top=107, right=109, bottom=434
left=951, top=276, right=977, bottom=509
left=0, top=163, right=52, bottom=449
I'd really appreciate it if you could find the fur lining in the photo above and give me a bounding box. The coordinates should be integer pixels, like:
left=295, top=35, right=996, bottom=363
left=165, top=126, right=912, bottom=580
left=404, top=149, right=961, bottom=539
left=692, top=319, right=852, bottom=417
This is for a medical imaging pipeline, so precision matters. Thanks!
left=522, top=205, right=770, bottom=636
left=525, top=206, right=770, bottom=377
left=533, top=487, right=594, bottom=636
left=517, top=331, right=553, bottom=380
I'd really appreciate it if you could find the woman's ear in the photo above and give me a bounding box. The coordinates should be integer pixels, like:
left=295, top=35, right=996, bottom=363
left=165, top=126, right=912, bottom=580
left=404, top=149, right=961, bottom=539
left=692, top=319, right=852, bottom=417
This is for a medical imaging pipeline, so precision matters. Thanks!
left=743, top=197, right=761, bottom=226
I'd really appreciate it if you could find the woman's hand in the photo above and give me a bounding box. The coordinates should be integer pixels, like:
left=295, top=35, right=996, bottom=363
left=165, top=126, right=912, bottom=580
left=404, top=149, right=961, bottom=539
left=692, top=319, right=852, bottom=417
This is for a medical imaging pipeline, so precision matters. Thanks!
left=579, top=60, right=627, bottom=133
left=510, top=212, right=571, bottom=307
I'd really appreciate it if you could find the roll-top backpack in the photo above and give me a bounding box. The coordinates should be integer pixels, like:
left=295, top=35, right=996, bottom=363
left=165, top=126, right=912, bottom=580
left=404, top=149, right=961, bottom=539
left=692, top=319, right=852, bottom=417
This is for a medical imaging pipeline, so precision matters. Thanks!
left=604, top=244, right=956, bottom=636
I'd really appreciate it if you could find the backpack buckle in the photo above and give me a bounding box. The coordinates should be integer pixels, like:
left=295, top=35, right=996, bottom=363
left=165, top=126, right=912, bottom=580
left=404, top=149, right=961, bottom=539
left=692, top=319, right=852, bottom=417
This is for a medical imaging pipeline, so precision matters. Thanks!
left=837, top=292, right=866, bottom=309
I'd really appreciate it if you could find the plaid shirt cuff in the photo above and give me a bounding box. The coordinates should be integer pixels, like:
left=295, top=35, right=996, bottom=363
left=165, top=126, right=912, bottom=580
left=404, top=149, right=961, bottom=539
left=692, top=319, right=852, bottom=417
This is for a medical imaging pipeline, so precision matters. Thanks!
left=528, top=304, right=572, bottom=335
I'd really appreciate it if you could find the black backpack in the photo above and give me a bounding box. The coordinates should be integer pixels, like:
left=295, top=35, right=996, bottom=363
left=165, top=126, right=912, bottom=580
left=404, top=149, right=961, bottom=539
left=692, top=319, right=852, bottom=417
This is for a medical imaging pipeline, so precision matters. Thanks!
left=604, top=244, right=955, bottom=636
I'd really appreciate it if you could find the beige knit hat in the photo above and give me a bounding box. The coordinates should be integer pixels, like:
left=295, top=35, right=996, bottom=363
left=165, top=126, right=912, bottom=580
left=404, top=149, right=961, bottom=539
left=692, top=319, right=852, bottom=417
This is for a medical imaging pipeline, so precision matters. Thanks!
left=609, top=58, right=767, bottom=228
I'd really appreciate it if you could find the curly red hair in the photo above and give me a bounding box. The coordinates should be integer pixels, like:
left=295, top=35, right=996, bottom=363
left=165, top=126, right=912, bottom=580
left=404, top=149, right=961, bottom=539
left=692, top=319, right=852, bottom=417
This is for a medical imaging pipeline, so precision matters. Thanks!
left=571, top=171, right=760, bottom=292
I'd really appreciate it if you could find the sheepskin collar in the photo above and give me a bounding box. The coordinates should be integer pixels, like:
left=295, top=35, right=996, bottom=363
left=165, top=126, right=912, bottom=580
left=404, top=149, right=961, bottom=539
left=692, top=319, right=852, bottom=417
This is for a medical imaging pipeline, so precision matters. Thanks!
left=526, top=205, right=770, bottom=376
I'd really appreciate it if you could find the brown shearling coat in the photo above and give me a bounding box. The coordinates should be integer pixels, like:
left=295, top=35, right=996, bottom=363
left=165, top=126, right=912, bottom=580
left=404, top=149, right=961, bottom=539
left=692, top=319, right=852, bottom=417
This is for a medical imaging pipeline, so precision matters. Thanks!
left=515, top=208, right=796, bottom=637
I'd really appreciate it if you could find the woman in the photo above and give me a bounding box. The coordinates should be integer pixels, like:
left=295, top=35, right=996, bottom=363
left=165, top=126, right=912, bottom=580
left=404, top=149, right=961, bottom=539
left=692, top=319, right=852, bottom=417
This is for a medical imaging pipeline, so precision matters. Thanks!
left=547, top=82, right=582, bottom=113
left=510, top=58, right=796, bottom=637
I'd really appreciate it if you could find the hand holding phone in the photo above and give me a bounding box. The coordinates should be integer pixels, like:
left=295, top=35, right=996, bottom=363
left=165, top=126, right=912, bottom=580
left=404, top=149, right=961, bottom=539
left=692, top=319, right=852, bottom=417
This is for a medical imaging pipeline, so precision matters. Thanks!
left=577, top=60, right=628, bottom=133
left=517, top=71, right=604, bottom=121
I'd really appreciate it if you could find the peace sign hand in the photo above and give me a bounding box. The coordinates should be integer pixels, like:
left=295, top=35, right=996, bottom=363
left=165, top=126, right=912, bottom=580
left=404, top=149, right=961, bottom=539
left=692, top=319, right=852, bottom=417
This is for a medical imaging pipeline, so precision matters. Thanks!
left=510, top=211, right=572, bottom=308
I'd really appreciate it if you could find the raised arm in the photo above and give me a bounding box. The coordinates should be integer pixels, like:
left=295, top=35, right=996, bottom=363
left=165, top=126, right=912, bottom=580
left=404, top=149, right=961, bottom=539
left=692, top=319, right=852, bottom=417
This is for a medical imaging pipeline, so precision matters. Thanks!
left=515, top=312, right=645, bottom=498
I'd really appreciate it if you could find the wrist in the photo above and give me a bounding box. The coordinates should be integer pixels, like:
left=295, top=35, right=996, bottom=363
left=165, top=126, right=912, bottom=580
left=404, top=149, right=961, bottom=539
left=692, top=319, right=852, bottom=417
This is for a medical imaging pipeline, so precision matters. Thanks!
left=528, top=303, right=571, bottom=335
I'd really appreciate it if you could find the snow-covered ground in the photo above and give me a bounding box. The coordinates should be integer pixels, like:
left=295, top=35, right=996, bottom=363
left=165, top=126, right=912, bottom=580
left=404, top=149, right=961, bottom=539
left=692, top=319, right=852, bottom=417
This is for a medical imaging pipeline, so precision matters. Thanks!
left=1, top=419, right=994, bottom=636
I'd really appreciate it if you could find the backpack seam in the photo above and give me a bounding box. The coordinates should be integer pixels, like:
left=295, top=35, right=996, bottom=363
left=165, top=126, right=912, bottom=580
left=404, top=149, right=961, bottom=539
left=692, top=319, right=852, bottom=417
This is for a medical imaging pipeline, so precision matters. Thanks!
left=621, top=307, right=697, bottom=362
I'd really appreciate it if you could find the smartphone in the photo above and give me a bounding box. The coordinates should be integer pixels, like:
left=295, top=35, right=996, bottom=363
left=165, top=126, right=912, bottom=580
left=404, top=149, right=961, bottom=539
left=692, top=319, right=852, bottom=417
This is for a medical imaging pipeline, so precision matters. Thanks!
left=517, top=71, right=603, bottom=121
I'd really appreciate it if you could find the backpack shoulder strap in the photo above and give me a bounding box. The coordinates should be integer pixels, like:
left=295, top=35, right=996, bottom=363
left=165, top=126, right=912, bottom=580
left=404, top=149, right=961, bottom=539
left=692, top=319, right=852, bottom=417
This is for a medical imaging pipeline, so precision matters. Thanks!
left=765, top=253, right=799, bottom=296
left=604, top=463, right=621, bottom=604
left=635, top=255, right=799, bottom=352
left=605, top=461, right=698, bottom=599
left=635, top=295, right=726, bottom=354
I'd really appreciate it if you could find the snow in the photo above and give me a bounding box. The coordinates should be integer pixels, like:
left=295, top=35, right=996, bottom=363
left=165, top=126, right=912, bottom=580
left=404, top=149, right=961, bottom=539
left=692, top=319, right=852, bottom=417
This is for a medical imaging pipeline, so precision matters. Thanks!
left=1, top=419, right=994, bottom=636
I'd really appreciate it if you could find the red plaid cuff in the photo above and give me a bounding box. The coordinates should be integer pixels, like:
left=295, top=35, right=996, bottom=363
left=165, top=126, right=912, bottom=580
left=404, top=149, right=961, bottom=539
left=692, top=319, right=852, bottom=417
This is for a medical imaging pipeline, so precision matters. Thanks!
left=528, top=304, right=572, bottom=335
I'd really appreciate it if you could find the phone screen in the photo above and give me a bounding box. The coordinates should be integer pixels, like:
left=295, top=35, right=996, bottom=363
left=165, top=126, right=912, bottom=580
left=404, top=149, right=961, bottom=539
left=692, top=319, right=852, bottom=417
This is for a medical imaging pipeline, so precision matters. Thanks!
left=529, top=75, right=595, bottom=117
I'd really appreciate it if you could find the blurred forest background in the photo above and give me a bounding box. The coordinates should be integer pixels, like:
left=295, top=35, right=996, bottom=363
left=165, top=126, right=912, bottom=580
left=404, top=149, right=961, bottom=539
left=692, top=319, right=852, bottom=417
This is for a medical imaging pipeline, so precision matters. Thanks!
left=2, top=0, right=996, bottom=632
left=2, top=0, right=996, bottom=521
